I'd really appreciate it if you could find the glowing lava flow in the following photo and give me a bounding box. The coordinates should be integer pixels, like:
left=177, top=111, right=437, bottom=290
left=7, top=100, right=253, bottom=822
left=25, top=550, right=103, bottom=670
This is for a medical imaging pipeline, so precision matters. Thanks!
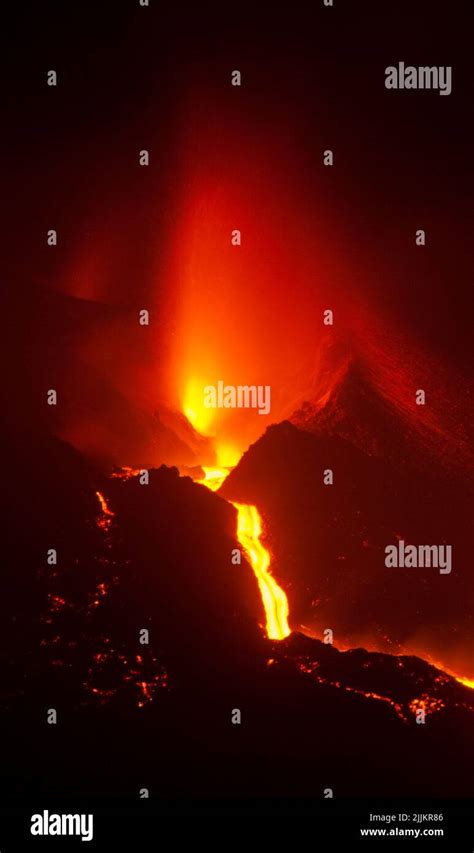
left=233, top=501, right=290, bottom=640
left=457, top=677, right=474, bottom=689
left=198, top=468, right=230, bottom=492
left=198, top=467, right=290, bottom=640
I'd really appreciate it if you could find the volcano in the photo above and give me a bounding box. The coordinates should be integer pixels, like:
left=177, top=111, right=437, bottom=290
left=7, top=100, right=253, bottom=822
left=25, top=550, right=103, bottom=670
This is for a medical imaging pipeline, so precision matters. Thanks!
left=3, top=0, right=473, bottom=833
left=3, top=403, right=474, bottom=805
left=3, top=285, right=473, bottom=808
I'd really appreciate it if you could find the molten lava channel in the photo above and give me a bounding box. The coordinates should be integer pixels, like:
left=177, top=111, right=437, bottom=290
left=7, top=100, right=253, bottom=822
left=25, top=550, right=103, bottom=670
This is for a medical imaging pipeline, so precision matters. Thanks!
left=198, top=467, right=290, bottom=641
left=233, top=501, right=290, bottom=640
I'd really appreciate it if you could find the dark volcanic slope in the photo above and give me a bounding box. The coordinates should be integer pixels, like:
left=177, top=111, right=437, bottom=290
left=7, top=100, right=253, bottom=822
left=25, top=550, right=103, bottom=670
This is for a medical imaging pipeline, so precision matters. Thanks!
left=1, top=426, right=265, bottom=713
left=292, top=359, right=474, bottom=477
left=220, top=419, right=473, bottom=677
left=3, top=427, right=474, bottom=800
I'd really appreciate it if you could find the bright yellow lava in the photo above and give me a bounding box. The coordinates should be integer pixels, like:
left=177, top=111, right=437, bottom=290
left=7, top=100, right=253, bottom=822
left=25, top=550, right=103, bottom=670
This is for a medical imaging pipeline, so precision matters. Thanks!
left=233, top=501, right=290, bottom=640
left=198, top=467, right=230, bottom=492
left=456, top=676, right=474, bottom=690
left=197, top=467, right=290, bottom=640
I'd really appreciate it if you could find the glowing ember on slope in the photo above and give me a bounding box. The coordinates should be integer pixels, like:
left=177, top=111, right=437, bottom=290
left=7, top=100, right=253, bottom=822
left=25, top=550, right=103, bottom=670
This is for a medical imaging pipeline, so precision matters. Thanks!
left=292, top=658, right=407, bottom=720
left=409, top=694, right=445, bottom=716
left=196, top=464, right=290, bottom=640
left=84, top=648, right=168, bottom=708
left=289, top=655, right=455, bottom=723
left=95, top=490, right=115, bottom=531
left=48, top=595, right=67, bottom=611
left=111, top=466, right=141, bottom=480
left=88, top=581, right=110, bottom=610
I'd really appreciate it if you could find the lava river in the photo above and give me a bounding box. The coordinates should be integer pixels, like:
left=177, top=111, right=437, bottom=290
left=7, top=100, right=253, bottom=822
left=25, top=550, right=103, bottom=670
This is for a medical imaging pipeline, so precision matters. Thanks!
left=197, top=467, right=290, bottom=640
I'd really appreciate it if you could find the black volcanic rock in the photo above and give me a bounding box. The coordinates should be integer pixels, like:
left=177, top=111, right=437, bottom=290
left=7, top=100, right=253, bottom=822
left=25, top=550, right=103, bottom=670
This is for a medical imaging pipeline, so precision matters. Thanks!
left=276, top=632, right=474, bottom=716
left=220, top=421, right=473, bottom=677
left=0, top=425, right=265, bottom=710
left=100, top=465, right=266, bottom=689
left=1, top=426, right=101, bottom=671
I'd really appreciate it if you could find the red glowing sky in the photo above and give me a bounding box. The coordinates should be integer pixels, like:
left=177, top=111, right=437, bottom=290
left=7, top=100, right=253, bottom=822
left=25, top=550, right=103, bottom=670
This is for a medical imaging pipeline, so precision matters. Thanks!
left=30, top=64, right=471, bottom=474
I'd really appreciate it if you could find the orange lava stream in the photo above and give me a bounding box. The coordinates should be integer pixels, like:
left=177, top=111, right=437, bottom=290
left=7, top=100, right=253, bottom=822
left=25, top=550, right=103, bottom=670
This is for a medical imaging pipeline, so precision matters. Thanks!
left=198, top=467, right=290, bottom=640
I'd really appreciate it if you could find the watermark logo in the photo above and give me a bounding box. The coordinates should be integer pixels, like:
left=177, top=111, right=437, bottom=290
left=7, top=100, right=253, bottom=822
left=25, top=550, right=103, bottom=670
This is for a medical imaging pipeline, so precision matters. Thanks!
left=31, top=810, right=93, bottom=842
left=203, top=380, right=271, bottom=415
left=385, top=62, right=452, bottom=96
left=385, top=540, right=452, bottom=574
